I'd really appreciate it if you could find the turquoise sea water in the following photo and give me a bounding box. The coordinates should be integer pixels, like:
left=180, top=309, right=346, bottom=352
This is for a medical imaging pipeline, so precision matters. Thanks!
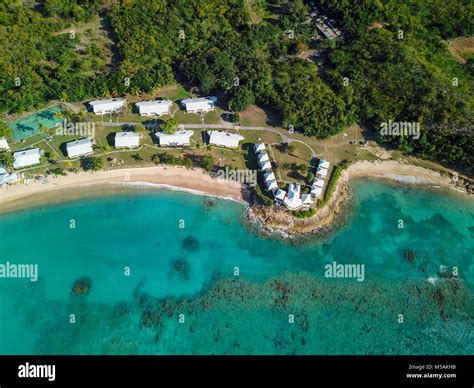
left=0, top=180, right=473, bottom=355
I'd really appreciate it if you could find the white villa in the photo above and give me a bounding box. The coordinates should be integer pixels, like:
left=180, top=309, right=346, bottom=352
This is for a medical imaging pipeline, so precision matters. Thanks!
left=115, top=132, right=140, bottom=148
left=316, top=165, right=329, bottom=179
left=259, top=160, right=272, bottom=171
left=0, top=164, right=18, bottom=185
left=319, top=159, right=330, bottom=169
left=283, top=183, right=303, bottom=209
left=254, top=143, right=266, bottom=153
left=208, top=131, right=244, bottom=148
left=66, top=138, right=93, bottom=158
left=156, top=130, right=194, bottom=147
left=264, top=171, right=276, bottom=184
left=13, top=148, right=41, bottom=169
left=302, top=193, right=313, bottom=206
left=257, top=151, right=270, bottom=164
left=274, top=189, right=287, bottom=203
left=265, top=179, right=278, bottom=192
left=182, top=97, right=216, bottom=113
left=89, top=98, right=126, bottom=115
left=311, top=185, right=323, bottom=198
left=313, top=177, right=325, bottom=188
left=0, top=138, right=10, bottom=151
left=136, top=100, right=172, bottom=116
left=311, top=159, right=330, bottom=198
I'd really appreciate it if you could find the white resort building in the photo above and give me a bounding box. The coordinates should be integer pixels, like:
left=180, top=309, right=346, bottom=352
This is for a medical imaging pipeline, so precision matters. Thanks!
left=316, top=165, right=329, bottom=179
left=311, top=185, right=323, bottom=198
left=208, top=131, right=244, bottom=148
left=182, top=97, right=216, bottom=113
left=135, top=100, right=172, bottom=116
left=0, top=137, right=10, bottom=151
left=0, top=165, right=18, bottom=185
left=66, top=138, right=94, bottom=158
left=311, top=160, right=330, bottom=199
left=254, top=143, right=266, bottom=154
left=115, top=132, right=140, bottom=148
left=265, top=179, right=278, bottom=192
left=274, top=189, right=287, bottom=204
left=13, top=148, right=41, bottom=169
left=283, top=183, right=303, bottom=210
left=89, top=98, right=126, bottom=115
left=156, top=130, right=194, bottom=147
left=257, top=151, right=270, bottom=164
left=259, top=160, right=272, bottom=171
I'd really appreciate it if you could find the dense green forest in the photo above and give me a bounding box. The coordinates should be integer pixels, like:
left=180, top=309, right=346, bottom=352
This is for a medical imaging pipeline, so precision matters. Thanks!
left=0, top=0, right=472, bottom=173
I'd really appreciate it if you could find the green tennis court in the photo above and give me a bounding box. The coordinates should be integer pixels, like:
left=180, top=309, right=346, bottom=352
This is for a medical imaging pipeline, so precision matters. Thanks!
left=8, top=106, right=65, bottom=141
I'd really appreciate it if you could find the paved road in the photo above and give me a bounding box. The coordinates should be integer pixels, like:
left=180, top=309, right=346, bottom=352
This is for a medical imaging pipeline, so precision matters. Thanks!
left=99, top=122, right=317, bottom=158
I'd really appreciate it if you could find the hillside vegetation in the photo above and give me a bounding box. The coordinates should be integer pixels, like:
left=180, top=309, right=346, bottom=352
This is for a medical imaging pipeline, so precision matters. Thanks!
left=0, top=0, right=472, bottom=173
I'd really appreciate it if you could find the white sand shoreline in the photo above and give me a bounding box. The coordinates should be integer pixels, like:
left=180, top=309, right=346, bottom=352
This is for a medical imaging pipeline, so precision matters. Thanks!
left=0, top=166, right=249, bottom=213
left=0, top=160, right=471, bottom=214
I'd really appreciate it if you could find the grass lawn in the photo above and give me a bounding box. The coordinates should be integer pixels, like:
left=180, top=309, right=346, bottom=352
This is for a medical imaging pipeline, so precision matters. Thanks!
left=172, top=110, right=203, bottom=125
left=272, top=145, right=311, bottom=184
left=157, top=84, right=192, bottom=101
left=239, top=129, right=282, bottom=144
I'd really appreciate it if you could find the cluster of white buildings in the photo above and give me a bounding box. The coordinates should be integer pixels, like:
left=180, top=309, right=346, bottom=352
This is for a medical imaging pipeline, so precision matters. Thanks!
left=254, top=143, right=278, bottom=192
left=254, top=143, right=323, bottom=210
left=311, top=159, right=330, bottom=198
left=89, top=96, right=217, bottom=116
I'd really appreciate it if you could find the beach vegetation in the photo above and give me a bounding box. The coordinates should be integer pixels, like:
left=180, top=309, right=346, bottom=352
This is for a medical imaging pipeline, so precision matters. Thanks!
left=319, top=165, right=343, bottom=208
left=293, top=208, right=316, bottom=218
left=161, top=119, right=178, bottom=135
left=81, top=156, right=102, bottom=171
left=0, top=151, right=14, bottom=169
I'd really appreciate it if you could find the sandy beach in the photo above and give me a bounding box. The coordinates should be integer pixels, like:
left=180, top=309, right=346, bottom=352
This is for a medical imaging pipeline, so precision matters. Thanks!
left=0, top=166, right=249, bottom=213
left=346, top=160, right=458, bottom=188
left=0, top=160, right=470, bottom=215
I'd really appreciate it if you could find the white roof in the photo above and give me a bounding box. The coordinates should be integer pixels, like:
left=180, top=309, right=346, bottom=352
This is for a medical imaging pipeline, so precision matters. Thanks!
left=254, top=143, right=266, bottom=153
left=156, top=130, right=193, bottom=146
left=311, top=186, right=323, bottom=197
left=257, top=152, right=269, bottom=163
left=66, top=138, right=93, bottom=158
left=182, top=97, right=216, bottom=111
left=313, top=178, right=325, bottom=188
left=0, top=138, right=10, bottom=151
left=136, top=100, right=172, bottom=115
left=0, top=172, right=18, bottom=185
left=302, top=194, right=313, bottom=205
left=115, top=132, right=140, bottom=148
left=136, top=100, right=172, bottom=108
left=208, top=131, right=244, bottom=148
left=13, top=148, right=41, bottom=169
left=89, top=98, right=126, bottom=107
left=316, top=166, right=329, bottom=178
left=259, top=161, right=272, bottom=171
left=283, top=184, right=303, bottom=209
left=319, top=159, right=330, bottom=169
left=274, top=189, right=287, bottom=201
left=264, top=171, right=276, bottom=183
left=265, top=180, right=278, bottom=191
